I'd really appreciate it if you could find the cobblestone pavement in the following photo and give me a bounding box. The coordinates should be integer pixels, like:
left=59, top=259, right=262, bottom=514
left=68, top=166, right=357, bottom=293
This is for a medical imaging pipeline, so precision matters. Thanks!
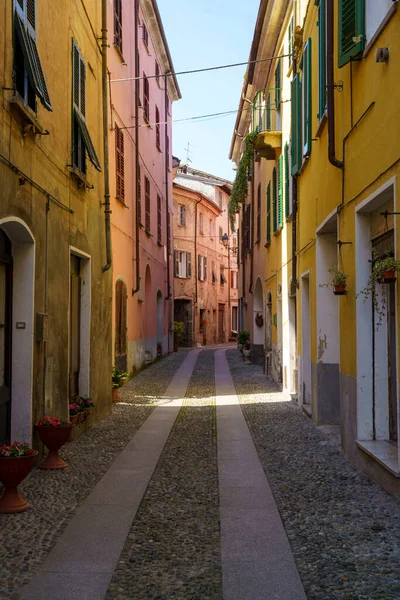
left=0, top=351, right=187, bottom=600
left=227, top=350, right=400, bottom=600
left=106, top=350, right=222, bottom=600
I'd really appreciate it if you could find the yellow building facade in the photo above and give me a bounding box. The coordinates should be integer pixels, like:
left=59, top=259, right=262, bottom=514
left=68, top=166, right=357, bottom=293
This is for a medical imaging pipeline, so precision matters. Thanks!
left=231, top=0, right=400, bottom=497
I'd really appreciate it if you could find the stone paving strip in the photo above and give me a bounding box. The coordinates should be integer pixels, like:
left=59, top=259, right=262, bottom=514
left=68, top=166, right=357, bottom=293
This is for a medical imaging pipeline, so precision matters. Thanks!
left=215, top=349, right=306, bottom=600
left=227, top=349, right=400, bottom=600
left=106, top=349, right=222, bottom=600
left=4, top=350, right=191, bottom=600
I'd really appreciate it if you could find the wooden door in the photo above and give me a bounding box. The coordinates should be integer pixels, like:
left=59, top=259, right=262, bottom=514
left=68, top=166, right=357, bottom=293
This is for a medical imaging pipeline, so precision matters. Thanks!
left=69, top=256, right=81, bottom=400
left=115, top=279, right=127, bottom=371
left=0, top=231, right=12, bottom=445
left=218, top=304, right=225, bottom=344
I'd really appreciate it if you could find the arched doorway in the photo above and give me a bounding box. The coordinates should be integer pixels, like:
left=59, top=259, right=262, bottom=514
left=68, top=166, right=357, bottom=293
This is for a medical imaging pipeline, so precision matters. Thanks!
left=156, top=289, right=163, bottom=353
left=0, top=218, right=35, bottom=444
left=115, top=278, right=127, bottom=371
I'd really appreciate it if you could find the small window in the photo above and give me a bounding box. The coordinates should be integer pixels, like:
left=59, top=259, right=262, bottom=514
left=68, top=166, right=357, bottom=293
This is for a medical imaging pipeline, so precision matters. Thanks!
left=155, top=105, right=161, bottom=149
left=142, top=22, right=149, bottom=48
left=157, top=194, right=162, bottom=244
left=210, top=220, right=214, bottom=240
left=166, top=134, right=170, bottom=171
left=114, top=0, right=123, bottom=54
left=143, top=73, right=149, bottom=122
left=212, top=261, right=217, bottom=284
left=231, top=271, right=238, bottom=289
left=232, top=306, right=238, bottom=332
left=144, top=176, right=150, bottom=232
left=174, top=250, right=191, bottom=278
left=199, top=213, right=204, bottom=235
left=137, top=164, right=142, bottom=224
left=178, top=205, right=186, bottom=227
left=219, top=226, right=223, bottom=243
left=220, top=265, right=227, bottom=285
left=198, top=255, right=207, bottom=281
left=155, top=60, right=160, bottom=85
left=218, top=190, right=223, bottom=209
left=115, top=123, right=125, bottom=201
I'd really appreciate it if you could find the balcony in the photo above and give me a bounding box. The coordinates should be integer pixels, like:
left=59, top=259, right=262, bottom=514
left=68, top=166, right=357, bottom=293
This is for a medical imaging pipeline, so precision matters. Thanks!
left=252, top=88, right=282, bottom=160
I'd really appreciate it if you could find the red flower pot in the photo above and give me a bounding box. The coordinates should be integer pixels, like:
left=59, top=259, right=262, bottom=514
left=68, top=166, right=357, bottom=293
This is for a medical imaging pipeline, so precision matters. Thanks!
left=380, top=269, right=396, bottom=284
left=0, top=451, right=38, bottom=513
left=112, top=388, right=121, bottom=402
left=36, top=426, right=72, bottom=470
left=333, top=284, right=347, bottom=296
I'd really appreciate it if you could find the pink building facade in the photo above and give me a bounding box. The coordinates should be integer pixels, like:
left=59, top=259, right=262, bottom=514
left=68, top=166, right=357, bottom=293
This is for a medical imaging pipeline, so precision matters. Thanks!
left=108, top=0, right=180, bottom=373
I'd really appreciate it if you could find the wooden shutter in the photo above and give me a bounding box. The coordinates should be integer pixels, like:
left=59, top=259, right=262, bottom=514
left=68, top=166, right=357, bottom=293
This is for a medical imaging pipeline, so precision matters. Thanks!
left=155, top=106, right=161, bottom=149
left=338, top=0, right=365, bottom=68
left=266, top=181, right=271, bottom=243
left=256, top=183, right=261, bottom=241
left=142, top=22, right=149, bottom=46
left=275, top=59, right=281, bottom=109
left=204, top=257, right=207, bottom=281
left=137, top=164, right=142, bottom=224
left=115, top=124, right=125, bottom=201
left=272, top=168, right=277, bottom=232
left=174, top=249, right=179, bottom=276
left=114, top=0, right=123, bottom=54
left=278, top=154, right=283, bottom=228
left=318, top=0, right=327, bottom=120
left=198, top=254, right=202, bottom=281
left=303, top=39, right=312, bottom=158
left=155, top=60, right=160, bottom=84
left=143, top=73, right=149, bottom=121
left=157, top=194, right=162, bottom=244
left=291, top=74, right=302, bottom=175
left=145, top=176, right=150, bottom=231
left=27, top=0, right=35, bottom=30
left=187, top=252, right=192, bottom=278
left=284, top=143, right=290, bottom=218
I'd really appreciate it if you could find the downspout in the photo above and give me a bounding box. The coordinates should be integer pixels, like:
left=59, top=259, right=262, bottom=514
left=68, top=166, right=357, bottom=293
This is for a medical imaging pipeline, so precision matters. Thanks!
left=101, top=0, right=112, bottom=271
left=132, top=0, right=141, bottom=294
left=327, top=0, right=344, bottom=170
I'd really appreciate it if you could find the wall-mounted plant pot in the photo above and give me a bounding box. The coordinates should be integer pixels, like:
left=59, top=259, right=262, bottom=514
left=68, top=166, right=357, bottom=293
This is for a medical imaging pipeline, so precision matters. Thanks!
left=255, top=314, right=264, bottom=327
left=379, top=269, right=396, bottom=284
left=333, top=284, right=347, bottom=296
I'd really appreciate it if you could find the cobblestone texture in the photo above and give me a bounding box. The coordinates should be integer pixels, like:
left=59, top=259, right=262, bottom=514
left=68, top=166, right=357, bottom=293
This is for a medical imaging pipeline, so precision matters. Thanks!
left=0, top=352, right=187, bottom=600
left=227, top=350, right=400, bottom=600
left=106, top=350, right=222, bottom=600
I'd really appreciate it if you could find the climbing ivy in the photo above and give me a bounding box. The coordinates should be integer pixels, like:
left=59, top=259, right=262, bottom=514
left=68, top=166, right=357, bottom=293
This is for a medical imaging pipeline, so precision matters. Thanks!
left=229, top=131, right=256, bottom=231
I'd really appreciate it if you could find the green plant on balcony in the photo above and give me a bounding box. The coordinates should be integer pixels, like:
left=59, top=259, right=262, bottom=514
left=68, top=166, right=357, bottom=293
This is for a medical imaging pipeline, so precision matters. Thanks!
left=357, top=253, right=400, bottom=326
left=229, top=131, right=256, bottom=230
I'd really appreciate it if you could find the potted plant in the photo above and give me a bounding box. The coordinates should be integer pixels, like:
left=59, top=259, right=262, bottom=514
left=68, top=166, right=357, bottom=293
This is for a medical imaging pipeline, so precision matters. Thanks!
left=78, top=395, right=94, bottom=419
left=357, top=254, right=400, bottom=326
left=0, top=441, right=38, bottom=513
left=69, top=402, right=80, bottom=425
left=320, top=268, right=348, bottom=296
left=375, top=255, right=400, bottom=283
left=237, top=330, right=250, bottom=352
left=112, top=368, right=128, bottom=402
left=36, top=416, right=72, bottom=470
left=173, top=321, right=185, bottom=352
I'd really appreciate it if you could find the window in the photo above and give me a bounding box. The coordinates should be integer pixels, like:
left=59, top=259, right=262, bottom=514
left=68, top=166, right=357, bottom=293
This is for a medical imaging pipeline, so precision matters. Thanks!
left=167, top=213, right=171, bottom=254
left=137, top=164, right=142, bottom=224
left=273, top=167, right=277, bottom=232
left=284, top=143, right=291, bottom=218
left=155, top=60, right=160, bottom=85
left=198, top=255, right=207, bottom=281
left=318, top=0, right=327, bottom=121
left=256, top=183, right=261, bottom=242
left=72, top=42, right=101, bottom=174
left=212, top=261, right=217, bottom=284
left=142, top=22, right=149, bottom=47
left=291, top=74, right=302, bottom=175
left=143, top=73, right=149, bottom=121
left=144, top=176, right=150, bottom=232
left=232, top=306, right=238, bottom=332
left=157, top=194, right=162, bottom=244
left=266, top=181, right=271, bottom=243
left=218, top=190, right=223, bottom=209
left=114, top=0, right=122, bottom=54
left=115, top=124, right=125, bottom=201
left=199, top=213, right=204, bottom=235
left=174, top=250, right=191, bottom=278
left=277, top=154, right=283, bottom=229
left=155, top=105, right=161, bottom=149
left=210, top=220, right=214, bottom=240
left=220, top=265, right=227, bottom=285
left=338, top=0, right=365, bottom=68
left=266, top=93, right=271, bottom=130
left=302, top=39, right=312, bottom=158
left=288, top=16, right=294, bottom=69
left=178, top=205, right=186, bottom=227
left=166, top=134, right=170, bottom=170
left=231, top=271, right=238, bottom=289
left=136, top=50, right=141, bottom=104
left=219, top=226, right=223, bottom=243
left=275, top=58, right=281, bottom=109
left=13, top=0, right=52, bottom=112
left=366, top=0, right=392, bottom=44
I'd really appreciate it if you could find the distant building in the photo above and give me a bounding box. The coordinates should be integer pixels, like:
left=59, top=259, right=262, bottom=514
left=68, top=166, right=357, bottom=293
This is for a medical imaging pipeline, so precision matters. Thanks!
left=173, top=167, right=237, bottom=347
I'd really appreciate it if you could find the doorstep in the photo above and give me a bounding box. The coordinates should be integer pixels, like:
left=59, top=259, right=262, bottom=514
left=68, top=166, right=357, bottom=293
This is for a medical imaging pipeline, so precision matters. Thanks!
left=357, top=440, right=400, bottom=478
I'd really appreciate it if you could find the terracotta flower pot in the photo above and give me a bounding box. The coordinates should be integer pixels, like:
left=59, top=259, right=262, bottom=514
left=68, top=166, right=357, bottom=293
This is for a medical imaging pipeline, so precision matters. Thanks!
left=112, top=388, right=121, bottom=402
left=36, top=426, right=72, bottom=469
left=380, top=269, right=396, bottom=283
left=333, top=284, right=347, bottom=296
left=0, top=451, right=38, bottom=513
left=77, top=411, right=85, bottom=424
left=69, top=414, right=79, bottom=425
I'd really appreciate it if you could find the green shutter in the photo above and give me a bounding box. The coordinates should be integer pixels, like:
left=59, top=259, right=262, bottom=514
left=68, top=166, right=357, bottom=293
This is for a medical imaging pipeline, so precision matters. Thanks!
left=303, top=38, right=312, bottom=158
left=266, top=93, right=271, bottom=130
left=338, top=0, right=365, bottom=68
left=278, top=154, right=283, bottom=228
left=318, top=0, right=326, bottom=120
left=272, top=167, right=277, bottom=231
left=291, top=74, right=302, bottom=175
left=266, top=181, right=271, bottom=243
left=275, top=59, right=281, bottom=109
left=284, top=143, right=290, bottom=218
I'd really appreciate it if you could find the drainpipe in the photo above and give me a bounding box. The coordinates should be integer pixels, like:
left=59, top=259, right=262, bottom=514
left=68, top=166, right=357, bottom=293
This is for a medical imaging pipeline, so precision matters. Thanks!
left=101, top=0, right=112, bottom=272
left=132, top=0, right=141, bottom=294
left=327, top=0, right=344, bottom=170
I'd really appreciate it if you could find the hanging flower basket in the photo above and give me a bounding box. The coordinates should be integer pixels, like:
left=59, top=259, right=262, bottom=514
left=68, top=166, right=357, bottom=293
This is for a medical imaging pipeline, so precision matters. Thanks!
left=255, top=313, right=264, bottom=327
left=0, top=443, right=37, bottom=513
left=333, top=284, right=347, bottom=296
left=379, top=268, right=396, bottom=284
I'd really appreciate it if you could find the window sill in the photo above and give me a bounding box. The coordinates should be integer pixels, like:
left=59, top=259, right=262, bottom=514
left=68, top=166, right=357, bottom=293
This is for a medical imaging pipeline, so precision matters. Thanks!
left=113, top=44, right=126, bottom=64
left=357, top=440, right=399, bottom=477
left=315, top=112, right=327, bottom=138
left=9, top=96, right=47, bottom=136
left=157, top=241, right=163, bottom=247
left=273, top=227, right=283, bottom=237
left=286, top=212, right=294, bottom=223
left=116, top=196, right=128, bottom=208
left=265, top=241, right=271, bottom=249
left=156, top=144, right=162, bottom=153
left=68, top=166, right=93, bottom=189
left=363, top=4, right=398, bottom=58
left=145, top=229, right=152, bottom=238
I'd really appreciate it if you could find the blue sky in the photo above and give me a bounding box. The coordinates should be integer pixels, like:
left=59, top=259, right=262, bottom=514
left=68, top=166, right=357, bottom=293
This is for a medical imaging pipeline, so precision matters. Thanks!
left=157, top=0, right=260, bottom=182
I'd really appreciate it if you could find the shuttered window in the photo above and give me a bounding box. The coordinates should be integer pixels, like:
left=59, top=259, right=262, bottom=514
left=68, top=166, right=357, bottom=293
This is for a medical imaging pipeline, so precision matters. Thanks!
left=167, top=214, right=171, bottom=254
left=114, top=0, right=122, bottom=54
left=72, top=41, right=101, bottom=173
left=155, top=105, right=161, bottom=149
left=157, top=194, right=162, bottom=244
left=288, top=16, right=294, bottom=69
left=302, top=39, right=312, bottom=158
left=272, top=167, right=277, bottom=232
left=277, top=154, right=283, bottom=228
left=275, top=59, right=281, bottom=109
left=338, top=0, right=365, bottom=68
left=166, top=134, right=170, bottom=170
left=266, top=181, right=271, bottom=243
left=155, top=60, right=160, bottom=85
left=174, top=250, right=191, bottom=278
left=284, top=143, right=290, bottom=218
left=266, top=93, right=271, bottom=130
left=13, top=0, right=52, bottom=111
left=256, top=183, right=261, bottom=242
left=145, top=176, right=150, bottom=232
left=198, top=255, right=207, bottom=281
left=291, top=74, right=302, bottom=175
left=318, top=0, right=327, bottom=120
left=143, top=73, right=149, bottom=121
left=142, top=22, right=149, bottom=47
left=115, top=124, right=125, bottom=201
left=137, top=164, right=142, bottom=224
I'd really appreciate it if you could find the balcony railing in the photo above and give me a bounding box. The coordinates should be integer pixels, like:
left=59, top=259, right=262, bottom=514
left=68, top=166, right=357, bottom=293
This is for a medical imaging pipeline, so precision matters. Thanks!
left=252, top=88, right=282, bottom=160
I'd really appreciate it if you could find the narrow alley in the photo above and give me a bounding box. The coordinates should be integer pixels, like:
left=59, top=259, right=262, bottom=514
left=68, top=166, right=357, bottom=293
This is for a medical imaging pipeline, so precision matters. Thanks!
left=2, top=349, right=400, bottom=600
